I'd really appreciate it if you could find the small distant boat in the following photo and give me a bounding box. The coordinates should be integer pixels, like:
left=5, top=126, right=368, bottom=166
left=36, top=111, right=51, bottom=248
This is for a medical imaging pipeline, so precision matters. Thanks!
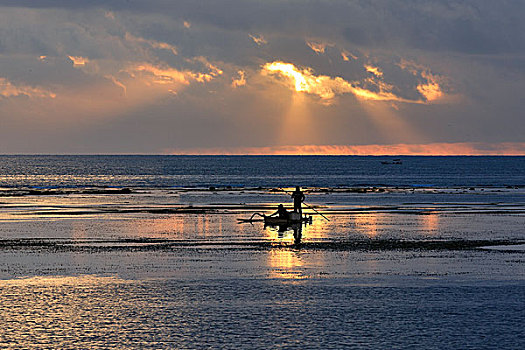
left=381, top=159, right=403, bottom=165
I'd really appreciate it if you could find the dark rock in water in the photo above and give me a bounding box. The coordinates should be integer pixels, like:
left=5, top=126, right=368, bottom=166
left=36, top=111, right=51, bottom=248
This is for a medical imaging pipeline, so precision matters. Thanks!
left=80, top=188, right=132, bottom=195
left=209, top=186, right=216, bottom=191
left=27, top=189, right=53, bottom=195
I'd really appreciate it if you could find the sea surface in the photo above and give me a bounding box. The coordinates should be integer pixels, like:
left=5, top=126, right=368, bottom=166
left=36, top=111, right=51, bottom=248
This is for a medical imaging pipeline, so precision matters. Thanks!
left=0, top=156, right=524, bottom=349
left=1, top=155, right=524, bottom=188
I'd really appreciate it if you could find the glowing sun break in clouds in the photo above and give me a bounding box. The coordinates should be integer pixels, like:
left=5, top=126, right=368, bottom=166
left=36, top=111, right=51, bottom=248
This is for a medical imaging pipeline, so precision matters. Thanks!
left=262, top=61, right=445, bottom=104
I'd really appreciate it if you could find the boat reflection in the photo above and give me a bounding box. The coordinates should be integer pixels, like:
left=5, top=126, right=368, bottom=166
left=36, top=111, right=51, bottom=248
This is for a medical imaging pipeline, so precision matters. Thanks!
left=265, top=223, right=307, bottom=279
left=264, top=222, right=304, bottom=246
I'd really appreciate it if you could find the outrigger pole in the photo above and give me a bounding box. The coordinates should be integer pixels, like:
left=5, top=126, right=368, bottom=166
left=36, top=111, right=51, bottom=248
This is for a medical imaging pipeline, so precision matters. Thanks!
left=278, top=187, right=330, bottom=222
left=302, top=201, right=330, bottom=222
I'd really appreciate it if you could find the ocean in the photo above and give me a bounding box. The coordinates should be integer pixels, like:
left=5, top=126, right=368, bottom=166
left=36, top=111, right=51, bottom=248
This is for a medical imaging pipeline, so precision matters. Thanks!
left=0, top=156, right=524, bottom=349
left=1, top=155, right=524, bottom=188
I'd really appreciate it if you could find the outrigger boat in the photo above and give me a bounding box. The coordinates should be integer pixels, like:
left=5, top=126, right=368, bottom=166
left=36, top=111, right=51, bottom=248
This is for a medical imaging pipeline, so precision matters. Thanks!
left=237, top=186, right=328, bottom=225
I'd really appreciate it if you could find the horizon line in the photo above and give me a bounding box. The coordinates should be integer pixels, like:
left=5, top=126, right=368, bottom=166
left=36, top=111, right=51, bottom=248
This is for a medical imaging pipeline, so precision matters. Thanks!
left=2, top=142, right=525, bottom=156
left=163, top=142, right=525, bottom=156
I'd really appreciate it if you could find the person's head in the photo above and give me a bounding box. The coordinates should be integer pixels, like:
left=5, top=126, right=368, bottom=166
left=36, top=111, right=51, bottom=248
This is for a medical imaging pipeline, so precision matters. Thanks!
left=278, top=204, right=284, bottom=208
left=296, top=186, right=300, bottom=191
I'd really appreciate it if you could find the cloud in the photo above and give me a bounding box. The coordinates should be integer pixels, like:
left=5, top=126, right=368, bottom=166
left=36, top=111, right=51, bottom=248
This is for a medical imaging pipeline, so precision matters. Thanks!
left=127, top=62, right=220, bottom=88
left=231, top=70, right=246, bottom=88
left=124, top=32, right=178, bottom=56
left=306, top=41, right=329, bottom=54
left=249, top=34, right=267, bottom=46
left=0, top=1, right=524, bottom=153
left=341, top=51, right=357, bottom=61
left=417, top=72, right=443, bottom=102
left=364, top=65, right=383, bottom=78
left=105, top=75, right=127, bottom=96
left=0, top=77, right=56, bottom=99
left=262, top=61, right=446, bottom=104
left=3, top=1, right=525, bottom=55
left=397, top=59, right=450, bottom=102
left=68, top=55, right=89, bottom=67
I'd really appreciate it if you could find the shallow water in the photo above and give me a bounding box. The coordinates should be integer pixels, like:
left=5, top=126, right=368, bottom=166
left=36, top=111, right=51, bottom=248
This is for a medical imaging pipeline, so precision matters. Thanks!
left=0, top=192, right=524, bottom=349
left=1, top=276, right=524, bottom=349
left=1, top=156, right=524, bottom=348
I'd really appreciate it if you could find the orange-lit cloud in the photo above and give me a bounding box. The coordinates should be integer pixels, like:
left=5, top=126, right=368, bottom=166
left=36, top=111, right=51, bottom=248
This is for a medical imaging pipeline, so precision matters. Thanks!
left=128, top=56, right=222, bottom=85
left=183, top=21, right=191, bottom=28
left=132, top=63, right=190, bottom=85
left=231, top=70, right=246, bottom=88
left=262, top=61, right=409, bottom=103
left=125, top=58, right=223, bottom=95
left=306, top=41, right=329, bottom=54
left=397, top=58, right=426, bottom=75
left=105, top=75, right=127, bottom=96
left=68, top=55, right=89, bottom=67
left=0, top=78, right=56, bottom=99
left=417, top=72, right=443, bottom=102
left=192, top=56, right=223, bottom=82
left=125, top=32, right=178, bottom=56
left=341, top=50, right=357, bottom=61
left=365, top=64, right=383, bottom=77
left=398, top=59, right=447, bottom=102
left=262, top=61, right=447, bottom=104
left=249, top=34, right=268, bottom=46
left=263, top=61, right=348, bottom=100
left=164, top=143, right=525, bottom=155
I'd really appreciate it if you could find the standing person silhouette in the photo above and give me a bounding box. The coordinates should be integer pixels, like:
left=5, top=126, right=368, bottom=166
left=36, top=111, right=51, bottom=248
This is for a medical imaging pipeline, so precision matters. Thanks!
left=291, top=186, right=305, bottom=216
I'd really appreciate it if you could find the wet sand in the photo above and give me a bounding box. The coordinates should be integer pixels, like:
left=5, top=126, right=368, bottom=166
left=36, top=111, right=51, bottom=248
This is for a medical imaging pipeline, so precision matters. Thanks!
left=1, top=187, right=524, bottom=348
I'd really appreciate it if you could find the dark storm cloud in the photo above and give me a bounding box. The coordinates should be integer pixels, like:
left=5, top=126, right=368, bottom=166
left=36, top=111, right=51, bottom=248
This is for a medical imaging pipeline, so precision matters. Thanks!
left=3, top=0, right=524, bottom=54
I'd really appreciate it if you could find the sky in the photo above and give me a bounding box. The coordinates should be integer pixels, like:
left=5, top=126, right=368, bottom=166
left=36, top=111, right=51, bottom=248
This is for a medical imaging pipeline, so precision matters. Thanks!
left=1, top=0, right=524, bottom=155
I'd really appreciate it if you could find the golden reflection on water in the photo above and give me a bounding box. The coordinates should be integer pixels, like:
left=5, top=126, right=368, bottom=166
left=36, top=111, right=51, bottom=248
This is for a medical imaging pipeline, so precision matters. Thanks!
left=125, top=214, right=226, bottom=239
left=353, top=214, right=380, bottom=237
left=267, top=249, right=306, bottom=280
left=0, top=275, right=139, bottom=348
left=0, top=274, right=133, bottom=287
left=152, top=215, right=186, bottom=236
left=421, top=213, right=439, bottom=234
left=304, top=215, right=330, bottom=240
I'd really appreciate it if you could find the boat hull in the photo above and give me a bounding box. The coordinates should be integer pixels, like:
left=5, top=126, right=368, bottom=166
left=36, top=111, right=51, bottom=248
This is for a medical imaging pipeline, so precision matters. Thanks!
left=264, top=212, right=309, bottom=225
